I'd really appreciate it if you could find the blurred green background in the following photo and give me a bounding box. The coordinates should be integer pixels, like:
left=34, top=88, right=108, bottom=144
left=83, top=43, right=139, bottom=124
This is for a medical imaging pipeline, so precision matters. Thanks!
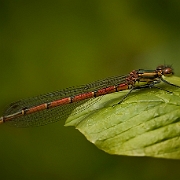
left=1, top=0, right=180, bottom=179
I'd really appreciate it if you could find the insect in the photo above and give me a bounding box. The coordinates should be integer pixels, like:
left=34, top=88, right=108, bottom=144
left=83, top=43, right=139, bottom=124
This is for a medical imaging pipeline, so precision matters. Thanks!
left=0, top=65, right=179, bottom=127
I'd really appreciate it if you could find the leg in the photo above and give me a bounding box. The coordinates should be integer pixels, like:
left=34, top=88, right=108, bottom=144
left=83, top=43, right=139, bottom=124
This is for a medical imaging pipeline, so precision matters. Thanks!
left=116, top=83, right=153, bottom=105
left=161, top=77, right=180, bottom=88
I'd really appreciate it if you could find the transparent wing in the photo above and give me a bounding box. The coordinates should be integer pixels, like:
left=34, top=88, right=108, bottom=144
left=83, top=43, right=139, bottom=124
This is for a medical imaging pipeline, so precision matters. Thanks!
left=4, top=74, right=128, bottom=127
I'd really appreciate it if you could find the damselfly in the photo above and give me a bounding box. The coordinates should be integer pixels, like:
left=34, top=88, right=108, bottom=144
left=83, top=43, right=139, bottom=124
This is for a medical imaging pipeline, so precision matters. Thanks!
left=0, top=65, right=179, bottom=127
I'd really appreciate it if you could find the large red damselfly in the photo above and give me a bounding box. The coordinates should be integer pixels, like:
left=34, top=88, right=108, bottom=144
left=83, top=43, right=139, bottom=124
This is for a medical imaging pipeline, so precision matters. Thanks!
left=0, top=65, right=179, bottom=127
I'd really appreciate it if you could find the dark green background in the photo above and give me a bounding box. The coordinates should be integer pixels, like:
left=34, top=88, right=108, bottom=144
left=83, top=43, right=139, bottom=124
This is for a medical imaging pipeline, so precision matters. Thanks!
left=1, top=1, right=180, bottom=179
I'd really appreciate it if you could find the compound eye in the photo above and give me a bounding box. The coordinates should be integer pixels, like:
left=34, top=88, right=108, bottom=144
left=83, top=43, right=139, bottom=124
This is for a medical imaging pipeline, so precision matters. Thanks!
left=156, top=65, right=164, bottom=70
left=163, top=67, right=173, bottom=76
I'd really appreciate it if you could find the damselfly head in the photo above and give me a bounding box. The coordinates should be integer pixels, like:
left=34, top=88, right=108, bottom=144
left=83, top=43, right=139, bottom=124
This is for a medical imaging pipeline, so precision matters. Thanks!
left=156, top=65, right=174, bottom=76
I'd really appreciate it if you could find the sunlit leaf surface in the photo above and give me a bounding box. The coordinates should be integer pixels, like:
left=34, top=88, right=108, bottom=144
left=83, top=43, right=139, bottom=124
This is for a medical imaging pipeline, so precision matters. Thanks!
left=65, top=76, right=180, bottom=159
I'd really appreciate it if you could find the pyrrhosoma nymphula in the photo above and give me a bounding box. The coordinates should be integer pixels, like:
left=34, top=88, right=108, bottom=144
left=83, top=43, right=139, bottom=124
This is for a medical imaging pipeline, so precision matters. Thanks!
left=0, top=65, right=179, bottom=127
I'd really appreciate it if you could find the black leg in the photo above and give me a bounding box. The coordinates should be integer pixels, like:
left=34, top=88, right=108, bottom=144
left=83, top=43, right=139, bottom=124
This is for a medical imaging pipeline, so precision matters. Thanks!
left=161, top=77, right=180, bottom=88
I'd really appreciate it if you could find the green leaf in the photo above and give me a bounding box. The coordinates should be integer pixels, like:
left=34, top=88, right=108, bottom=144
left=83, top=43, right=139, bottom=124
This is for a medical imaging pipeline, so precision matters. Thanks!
left=65, top=76, right=180, bottom=159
